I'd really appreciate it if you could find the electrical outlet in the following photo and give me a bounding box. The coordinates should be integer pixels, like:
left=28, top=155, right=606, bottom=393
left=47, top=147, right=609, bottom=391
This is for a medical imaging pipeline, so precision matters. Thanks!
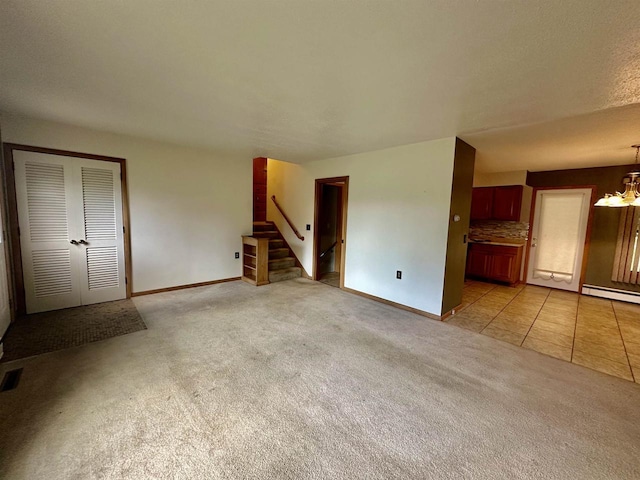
left=396, top=270, right=402, bottom=279
left=306, top=224, right=311, bottom=231
left=235, top=252, right=240, bottom=259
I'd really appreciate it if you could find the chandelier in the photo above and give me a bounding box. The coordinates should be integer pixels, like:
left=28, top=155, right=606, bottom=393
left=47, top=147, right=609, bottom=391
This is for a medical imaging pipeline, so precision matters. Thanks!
left=594, top=145, right=640, bottom=207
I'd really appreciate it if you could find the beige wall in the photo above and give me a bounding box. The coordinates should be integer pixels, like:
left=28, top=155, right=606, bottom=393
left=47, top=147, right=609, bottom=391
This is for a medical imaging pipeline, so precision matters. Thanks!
left=1, top=114, right=252, bottom=293
left=268, top=137, right=457, bottom=316
left=473, top=170, right=527, bottom=187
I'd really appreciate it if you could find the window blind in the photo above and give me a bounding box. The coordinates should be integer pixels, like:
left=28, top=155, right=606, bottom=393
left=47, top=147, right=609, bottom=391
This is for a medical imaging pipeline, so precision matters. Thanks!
left=612, top=207, right=640, bottom=284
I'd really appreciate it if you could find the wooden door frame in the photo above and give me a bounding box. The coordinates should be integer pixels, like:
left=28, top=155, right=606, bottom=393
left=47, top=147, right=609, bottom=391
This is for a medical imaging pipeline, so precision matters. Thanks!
left=0, top=136, right=15, bottom=325
left=313, top=176, right=349, bottom=288
left=2, top=143, right=133, bottom=316
left=523, top=185, right=597, bottom=291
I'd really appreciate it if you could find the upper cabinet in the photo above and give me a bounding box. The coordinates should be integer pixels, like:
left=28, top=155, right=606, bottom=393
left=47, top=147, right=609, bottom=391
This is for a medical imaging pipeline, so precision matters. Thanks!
left=470, top=185, right=523, bottom=221
left=470, top=187, right=494, bottom=220
left=492, top=186, right=523, bottom=221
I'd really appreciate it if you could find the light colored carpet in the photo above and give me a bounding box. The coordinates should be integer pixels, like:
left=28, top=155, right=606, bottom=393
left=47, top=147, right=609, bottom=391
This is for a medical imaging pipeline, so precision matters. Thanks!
left=0, top=278, right=639, bottom=479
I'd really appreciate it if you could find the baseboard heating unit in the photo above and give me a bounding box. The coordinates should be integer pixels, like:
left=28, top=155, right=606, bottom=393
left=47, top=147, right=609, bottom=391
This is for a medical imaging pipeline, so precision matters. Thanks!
left=582, top=285, right=640, bottom=305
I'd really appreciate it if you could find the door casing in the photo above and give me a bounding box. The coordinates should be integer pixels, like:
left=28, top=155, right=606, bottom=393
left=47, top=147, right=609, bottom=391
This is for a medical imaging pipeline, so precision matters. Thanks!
left=2, top=143, right=133, bottom=316
left=0, top=137, right=13, bottom=334
left=313, top=176, right=349, bottom=288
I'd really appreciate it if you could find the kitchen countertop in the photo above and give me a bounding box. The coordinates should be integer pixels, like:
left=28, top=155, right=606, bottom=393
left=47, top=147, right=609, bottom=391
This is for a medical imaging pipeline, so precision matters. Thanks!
left=469, top=240, right=525, bottom=248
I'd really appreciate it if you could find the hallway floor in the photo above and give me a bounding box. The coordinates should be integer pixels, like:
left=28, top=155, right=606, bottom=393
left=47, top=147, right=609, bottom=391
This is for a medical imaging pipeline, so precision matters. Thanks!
left=318, top=271, right=340, bottom=288
left=447, top=280, right=640, bottom=383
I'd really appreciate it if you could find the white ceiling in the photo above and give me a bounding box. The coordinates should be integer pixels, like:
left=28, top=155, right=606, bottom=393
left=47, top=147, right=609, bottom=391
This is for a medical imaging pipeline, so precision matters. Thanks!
left=1, top=0, right=640, bottom=171
left=464, top=103, right=640, bottom=172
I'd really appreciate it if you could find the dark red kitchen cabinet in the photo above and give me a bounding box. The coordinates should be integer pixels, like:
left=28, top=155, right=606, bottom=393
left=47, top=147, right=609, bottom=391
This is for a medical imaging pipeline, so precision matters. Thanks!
left=470, top=187, right=494, bottom=220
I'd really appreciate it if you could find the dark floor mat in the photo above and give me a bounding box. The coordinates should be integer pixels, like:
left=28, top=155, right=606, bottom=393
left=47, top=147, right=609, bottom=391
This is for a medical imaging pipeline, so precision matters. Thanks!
left=1, top=299, right=146, bottom=362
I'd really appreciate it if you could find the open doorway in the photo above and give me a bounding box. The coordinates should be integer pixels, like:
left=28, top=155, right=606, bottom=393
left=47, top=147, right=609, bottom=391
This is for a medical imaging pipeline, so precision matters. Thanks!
left=313, top=177, right=349, bottom=288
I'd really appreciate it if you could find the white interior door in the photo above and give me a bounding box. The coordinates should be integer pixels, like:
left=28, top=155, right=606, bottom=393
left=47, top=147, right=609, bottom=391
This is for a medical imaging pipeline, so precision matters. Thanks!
left=14, top=151, right=126, bottom=314
left=77, top=158, right=126, bottom=305
left=15, top=152, right=82, bottom=313
left=526, top=188, right=592, bottom=292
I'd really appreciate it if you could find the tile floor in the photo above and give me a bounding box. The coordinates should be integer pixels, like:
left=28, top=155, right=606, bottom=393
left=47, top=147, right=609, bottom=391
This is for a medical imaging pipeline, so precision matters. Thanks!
left=447, top=280, right=640, bottom=383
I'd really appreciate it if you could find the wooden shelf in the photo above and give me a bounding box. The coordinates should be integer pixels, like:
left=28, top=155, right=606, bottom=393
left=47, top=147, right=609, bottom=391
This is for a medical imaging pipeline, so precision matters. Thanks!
left=241, top=235, right=270, bottom=286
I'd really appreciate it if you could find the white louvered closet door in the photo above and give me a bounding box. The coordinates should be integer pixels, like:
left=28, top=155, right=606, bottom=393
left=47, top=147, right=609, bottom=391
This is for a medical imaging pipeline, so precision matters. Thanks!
left=75, top=158, right=126, bottom=305
left=15, top=152, right=82, bottom=313
left=14, top=151, right=126, bottom=314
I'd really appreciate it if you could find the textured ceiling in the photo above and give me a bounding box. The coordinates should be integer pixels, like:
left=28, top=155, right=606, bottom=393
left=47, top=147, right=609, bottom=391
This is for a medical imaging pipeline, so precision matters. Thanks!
left=464, top=104, right=640, bottom=172
left=1, top=0, right=640, bottom=170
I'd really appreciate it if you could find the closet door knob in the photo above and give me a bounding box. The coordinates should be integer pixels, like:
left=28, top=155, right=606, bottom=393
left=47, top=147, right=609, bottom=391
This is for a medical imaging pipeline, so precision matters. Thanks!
left=78, top=239, right=88, bottom=245
left=70, top=240, right=79, bottom=245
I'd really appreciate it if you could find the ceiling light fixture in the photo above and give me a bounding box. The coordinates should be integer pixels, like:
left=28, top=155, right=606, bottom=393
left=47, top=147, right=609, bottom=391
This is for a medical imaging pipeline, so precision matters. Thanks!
left=594, top=145, right=640, bottom=207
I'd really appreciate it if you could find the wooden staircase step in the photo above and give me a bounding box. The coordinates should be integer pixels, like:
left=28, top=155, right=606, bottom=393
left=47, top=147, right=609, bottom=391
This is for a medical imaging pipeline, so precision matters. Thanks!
left=268, top=257, right=295, bottom=270
left=268, top=247, right=290, bottom=259
left=252, top=221, right=275, bottom=232
left=252, top=230, right=279, bottom=239
left=269, top=267, right=302, bottom=283
left=268, top=238, right=284, bottom=249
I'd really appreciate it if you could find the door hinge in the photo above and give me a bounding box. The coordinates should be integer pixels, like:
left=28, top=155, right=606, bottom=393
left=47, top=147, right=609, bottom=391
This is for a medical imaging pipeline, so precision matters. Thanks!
left=125, top=277, right=128, bottom=285
left=11, top=160, right=15, bottom=171
left=17, top=226, right=20, bottom=237
left=123, top=226, right=125, bottom=234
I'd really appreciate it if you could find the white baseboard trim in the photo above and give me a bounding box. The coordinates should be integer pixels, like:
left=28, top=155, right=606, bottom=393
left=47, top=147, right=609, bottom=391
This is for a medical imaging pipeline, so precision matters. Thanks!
left=581, top=285, right=640, bottom=305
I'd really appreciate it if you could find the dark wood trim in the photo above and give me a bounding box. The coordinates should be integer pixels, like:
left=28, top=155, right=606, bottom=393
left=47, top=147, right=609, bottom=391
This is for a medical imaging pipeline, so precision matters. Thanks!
left=3, top=143, right=126, bottom=163
left=132, top=277, right=240, bottom=297
left=3, top=143, right=25, bottom=316
left=313, top=176, right=349, bottom=287
left=441, top=303, right=463, bottom=321
left=339, top=178, right=349, bottom=288
left=0, top=144, right=16, bottom=324
left=119, top=159, right=133, bottom=300
left=342, top=286, right=443, bottom=320
left=2, top=143, right=133, bottom=315
left=524, top=185, right=597, bottom=292
left=312, top=181, right=321, bottom=280
left=580, top=187, right=598, bottom=290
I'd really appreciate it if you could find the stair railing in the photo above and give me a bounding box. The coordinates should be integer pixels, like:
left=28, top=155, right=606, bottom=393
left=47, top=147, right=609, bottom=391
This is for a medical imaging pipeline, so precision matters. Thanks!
left=271, top=195, right=304, bottom=241
left=319, top=241, right=337, bottom=259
